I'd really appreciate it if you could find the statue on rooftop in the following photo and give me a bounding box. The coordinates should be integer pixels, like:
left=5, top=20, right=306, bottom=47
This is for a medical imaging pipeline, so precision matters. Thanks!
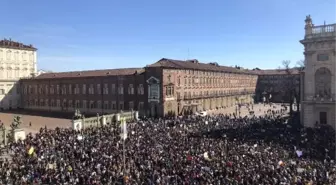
left=305, top=15, right=313, bottom=26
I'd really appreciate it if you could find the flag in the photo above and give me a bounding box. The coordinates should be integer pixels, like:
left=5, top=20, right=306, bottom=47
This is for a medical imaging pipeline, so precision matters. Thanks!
left=203, top=152, right=212, bottom=161
left=120, top=118, right=127, bottom=140
left=296, top=150, right=303, bottom=157
left=28, top=147, right=34, bottom=155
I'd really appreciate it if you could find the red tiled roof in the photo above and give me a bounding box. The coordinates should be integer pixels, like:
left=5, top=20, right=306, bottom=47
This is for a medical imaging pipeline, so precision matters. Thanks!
left=0, top=38, right=37, bottom=51
left=253, top=69, right=300, bottom=75
left=147, top=58, right=255, bottom=74
left=31, top=68, right=143, bottom=79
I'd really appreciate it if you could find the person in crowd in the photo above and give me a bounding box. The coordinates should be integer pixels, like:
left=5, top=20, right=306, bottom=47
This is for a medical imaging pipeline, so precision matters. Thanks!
left=0, top=108, right=335, bottom=185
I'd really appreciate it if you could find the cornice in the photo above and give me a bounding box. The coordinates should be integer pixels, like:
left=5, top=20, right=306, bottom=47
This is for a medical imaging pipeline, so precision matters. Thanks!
left=303, top=51, right=316, bottom=56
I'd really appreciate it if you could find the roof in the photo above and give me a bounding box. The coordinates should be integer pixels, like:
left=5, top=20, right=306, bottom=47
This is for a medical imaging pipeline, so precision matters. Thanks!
left=253, top=69, right=300, bottom=75
left=27, top=68, right=144, bottom=80
left=146, top=58, right=255, bottom=74
left=0, top=38, right=37, bottom=51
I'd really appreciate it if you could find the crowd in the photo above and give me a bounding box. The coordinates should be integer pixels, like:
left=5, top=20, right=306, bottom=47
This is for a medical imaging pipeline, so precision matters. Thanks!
left=0, top=107, right=335, bottom=185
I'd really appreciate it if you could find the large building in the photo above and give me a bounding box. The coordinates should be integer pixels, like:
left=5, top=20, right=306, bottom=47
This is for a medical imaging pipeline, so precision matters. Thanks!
left=20, top=68, right=147, bottom=116
left=300, top=15, right=335, bottom=128
left=0, top=39, right=37, bottom=110
left=255, top=69, right=300, bottom=103
left=19, top=58, right=258, bottom=117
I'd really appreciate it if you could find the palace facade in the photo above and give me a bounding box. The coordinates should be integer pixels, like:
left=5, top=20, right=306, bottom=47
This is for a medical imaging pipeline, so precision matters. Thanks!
left=255, top=69, right=300, bottom=103
left=300, top=15, right=336, bottom=128
left=0, top=39, right=37, bottom=110
left=19, top=58, right=258, bottom=117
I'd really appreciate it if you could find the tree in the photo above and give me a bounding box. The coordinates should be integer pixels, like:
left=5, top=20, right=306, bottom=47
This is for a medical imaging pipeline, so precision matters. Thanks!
left=278, top=60, right=297, bottom=115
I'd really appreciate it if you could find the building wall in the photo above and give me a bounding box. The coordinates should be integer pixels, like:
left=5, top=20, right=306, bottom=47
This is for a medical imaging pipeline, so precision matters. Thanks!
left=20, top=74, right=147, bottom=116
left=255, top=73, right=300, bottom=103
left=159, top=68, right=257, bottom=116
left=0, top=47, right=37, bottom=109
left=300, top=16, right=336, bottom=128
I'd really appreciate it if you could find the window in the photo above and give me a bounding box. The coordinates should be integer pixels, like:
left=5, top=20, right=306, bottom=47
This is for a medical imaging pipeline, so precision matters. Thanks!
left=61, top=85, right=66, bottom=95
left=111, top=101, right=116, bottom=110
left=128, top=84, right=134, bottom=95
left=68, top=84, right=72, bottom=95
left=75, top=100, right=80, bottom=108
left=44, top=85, right=48, bottom=95
left=165, top=86, right=174, bottom=97
left=56, top=99, right=60, bottom=107
left=97, top=84, right=101, bottom=94
left=50, top=99, right=55, bottom=107
left=118, top=84, right=124, bottom=95
left=89, top=84, right=94, bottom=94
left=45, top=99, right=49, bottom=106
left=103, top=83, right=109, bottom=94
left=56, top=85, right=60, bottom=94
left=178, top=77, right=181, bottom=86
left=62, top=99, right=67, bottom=108
left=104, top=101, right=109, bottom=109
left=97, top=101, right=102, bottom=109
left=74, top=84, right=79, bottom=94
left=119, top=101, right=124, bottom=110
left=111, top=84, right=116, bottom=94
left=317, top=54, right=329, bottom=61
left=138, top=102, right=144, bottom=110
left=138, top=84, right=144, bottom=95
left=90, top=101, right=95, bottom=109
left=83, top=100, right=87, bottom=109
left=129, top=101, right=134, bottom=110
left=50, top=85, right=54, bottom=94
left=68, top=100, right=73, bottom=108
left=82, top=84, right=86, bottom=94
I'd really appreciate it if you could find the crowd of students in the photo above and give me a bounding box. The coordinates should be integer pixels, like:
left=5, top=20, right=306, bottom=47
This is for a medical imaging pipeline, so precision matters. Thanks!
left=0, top=108, right=335, bottom=184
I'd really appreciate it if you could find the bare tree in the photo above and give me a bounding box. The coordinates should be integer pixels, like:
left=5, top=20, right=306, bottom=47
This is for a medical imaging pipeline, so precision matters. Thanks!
left=278, top=60, right=297, bottom=115
left=296, top=60, right=305, bottom=71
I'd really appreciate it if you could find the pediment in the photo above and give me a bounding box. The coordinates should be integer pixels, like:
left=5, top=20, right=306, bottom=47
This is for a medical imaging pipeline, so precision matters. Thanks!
left=147, top=76, right=160, bottom=84
left=165, top=82, right=175, bottom=86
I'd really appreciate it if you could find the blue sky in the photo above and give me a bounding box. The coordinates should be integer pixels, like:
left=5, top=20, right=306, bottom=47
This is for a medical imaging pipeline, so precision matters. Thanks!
left=1, top=0, right=335, bottom=72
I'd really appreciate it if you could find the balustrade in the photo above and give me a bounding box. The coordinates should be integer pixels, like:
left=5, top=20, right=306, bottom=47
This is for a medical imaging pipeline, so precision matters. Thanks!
left=307, top=24, right=336, bottom=38
left=304, top=93, right=335, bottom=102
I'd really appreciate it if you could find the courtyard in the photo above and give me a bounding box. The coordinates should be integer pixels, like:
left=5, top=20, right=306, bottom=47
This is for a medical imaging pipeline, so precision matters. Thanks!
left=0, top=112, right=71, bottom=135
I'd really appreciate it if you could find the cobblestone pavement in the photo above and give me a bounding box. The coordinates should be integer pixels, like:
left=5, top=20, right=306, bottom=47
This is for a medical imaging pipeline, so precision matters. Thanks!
left=207, top=103, right=289, bottom=117
left=0, top=112, right=71, bottom=135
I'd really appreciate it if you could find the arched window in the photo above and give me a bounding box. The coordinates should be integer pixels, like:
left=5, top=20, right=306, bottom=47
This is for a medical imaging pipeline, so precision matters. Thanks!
left=315, top=67, right=332, bottom=96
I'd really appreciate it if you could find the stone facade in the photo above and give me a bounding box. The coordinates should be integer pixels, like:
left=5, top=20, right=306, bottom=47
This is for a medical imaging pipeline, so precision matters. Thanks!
left=20, top=68, right=147, bottom=117
left=0, top=39, right=37, bottom=110
left=300, top=15, right=336, bottom=128
left=145, top=59, right=258, bottom=116
left=255, top=69, right=300, bottom=103
left=19, top=58, right=258, bottom=117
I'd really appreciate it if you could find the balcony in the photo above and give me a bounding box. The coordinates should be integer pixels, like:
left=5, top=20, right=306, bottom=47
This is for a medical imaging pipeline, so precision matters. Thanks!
left=179, top=91, right=255, bottom=101
left=304, top=93, right=335, bottom=104
left=305, top=24, right=336, bottom=39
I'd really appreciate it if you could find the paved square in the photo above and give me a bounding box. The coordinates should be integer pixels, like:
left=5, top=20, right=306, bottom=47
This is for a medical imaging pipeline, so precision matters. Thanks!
left=0, top=112, right=71, bottom=134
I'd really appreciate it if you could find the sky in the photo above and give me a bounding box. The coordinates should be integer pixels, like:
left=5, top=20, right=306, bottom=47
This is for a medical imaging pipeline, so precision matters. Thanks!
left=1, top=0, right=335, bottom=72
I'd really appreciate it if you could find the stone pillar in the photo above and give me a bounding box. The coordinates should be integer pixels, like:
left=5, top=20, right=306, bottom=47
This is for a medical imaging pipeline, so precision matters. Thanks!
left=102, top=115, right=106, bottom=125
left=72, top=119, right=83, bottom=131
left=14, top=129, right=26, bottom=142
left=116, top=114, right=120, bottom=122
